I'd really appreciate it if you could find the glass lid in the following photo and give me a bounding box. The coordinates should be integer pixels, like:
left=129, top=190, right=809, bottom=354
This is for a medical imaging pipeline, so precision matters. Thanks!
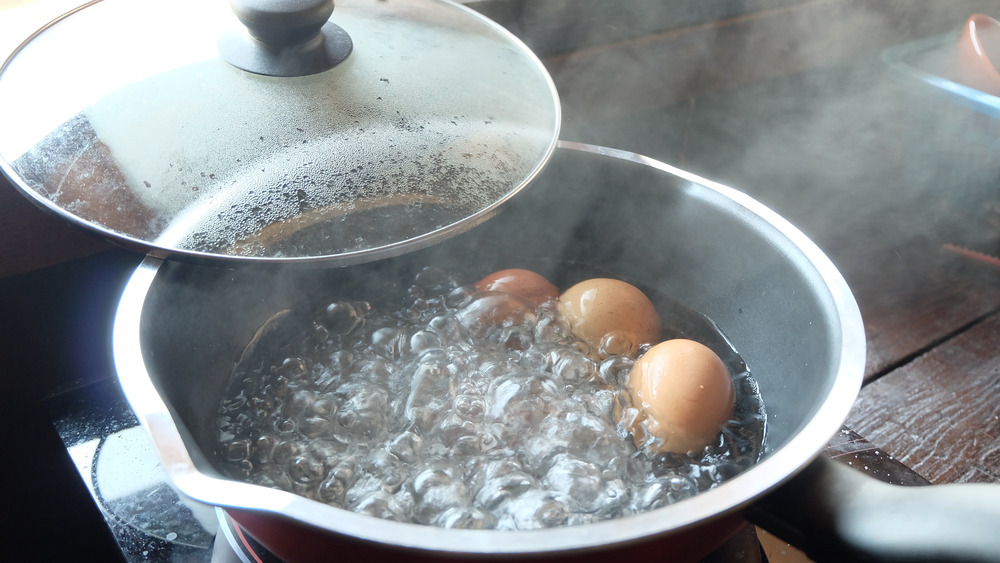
left=0, top=0, right=560, bottom=265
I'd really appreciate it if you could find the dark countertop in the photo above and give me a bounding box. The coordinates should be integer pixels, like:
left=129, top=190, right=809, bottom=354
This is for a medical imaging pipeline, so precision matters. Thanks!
left=2, top=1, right=1000, bottom=561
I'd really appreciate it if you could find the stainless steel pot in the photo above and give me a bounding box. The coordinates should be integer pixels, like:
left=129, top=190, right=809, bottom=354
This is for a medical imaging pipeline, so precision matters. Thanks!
left=112, top=142, right=1000, bottom=562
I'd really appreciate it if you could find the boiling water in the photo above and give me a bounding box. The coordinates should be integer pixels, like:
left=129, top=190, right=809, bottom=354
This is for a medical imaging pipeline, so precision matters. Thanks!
left=214, top=267, right=766, bottom=530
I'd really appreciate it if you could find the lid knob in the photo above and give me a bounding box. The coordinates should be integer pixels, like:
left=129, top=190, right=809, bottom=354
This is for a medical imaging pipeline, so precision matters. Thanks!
left=220, top=0, right=352, bottom=77
left=231, top=0, right=332, bottom=48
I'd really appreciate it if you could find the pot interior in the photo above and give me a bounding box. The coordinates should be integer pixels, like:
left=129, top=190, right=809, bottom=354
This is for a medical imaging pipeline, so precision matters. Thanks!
left=121, top=143, right=863, bottom=550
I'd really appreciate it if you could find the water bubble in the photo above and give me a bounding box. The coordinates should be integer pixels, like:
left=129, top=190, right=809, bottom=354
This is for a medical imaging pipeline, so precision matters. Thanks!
left=359, top=358, right=392, bottom=385
left=248, top=396, right=276, bottom=419
left=351, top=488, right=410, bottom=522
left=336, top=384, right=389, bottom=439
left=437, top=413, right=477, bottom=445
left=276, top=418, right=296, bottom=434
left=311, top=323, right=330, bottom=346
left=487, top=375, right=556, bottom=437
left=229, top=459, right=253, bottom=479
left=285, top=389, right=316, bottom=419
left=533, top=313, right=573, bottom=344
left=552, top=350, right=596, bottom=382
left=388, top=431, right=425, bottom=463
left=406, top=285, right=426, bottom=301
left=371, top=327, right=407, bottom=360
left=457, top=293, right=537, bottom=336
left=251, top=435, right=277, bottom=464
left=327, top=350, right=354, bottom=377
left=220, top=396, right=248, bottom=414
left=544, top=456, right=605, bottom=511
left=445, top=286, right=475, bottom=309
left=583, top=388, right=618, bottom=419
left=597, top=356, right=633, bottom=387
left=445, top=433, right=482, bottom=456
left=407, top=298, right=430, bottom=316
left=500, top=327, right=533, bottom=352
left=276, top=357, right=308, bottom=379
left=688, top=464, right=721, bottom=490
left=637, top=475, right=699, bottom=510
left=298, top=416, right=331, bottom=439
left=433, top=506, right=498, bottom=529
left=271, top=440, right=300, bottom=466
left=499, top=490, right=569, bottom=530
left=309, top=397, right=338, bottom=419
left=428, top=314, right=468, bottom=342
left=409, top=330, right=441, bottom=353
left=318, top=471, right=349, bottom=505
left=404, top=365, right=451, bottom=430
left=474, top=462, right=536, bottom=509
left=598, top=478, right=630, bottom=516
left=271, top=375, right=291, bottom=394
left=414, top=267, right=451, bottom=293
left=324, top=302, right=364, bottom=335
left=453, top=392, right=486, bottom=419
left=598, top=330, right=640, bottom=358
left=220, top=439, right=250, bottom=462
left=290, top=455, right=325, bottom=485
left=412, top=464, right=470, bottom=524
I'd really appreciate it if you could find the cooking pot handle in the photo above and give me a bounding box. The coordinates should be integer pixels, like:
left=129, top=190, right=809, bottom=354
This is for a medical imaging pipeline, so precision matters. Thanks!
left=748, top=455, right=1000, bottom=562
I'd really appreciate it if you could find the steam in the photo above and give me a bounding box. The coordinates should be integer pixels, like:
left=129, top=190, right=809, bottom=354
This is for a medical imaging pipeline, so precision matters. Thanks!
left=468, top=0, right=1000, bottom=289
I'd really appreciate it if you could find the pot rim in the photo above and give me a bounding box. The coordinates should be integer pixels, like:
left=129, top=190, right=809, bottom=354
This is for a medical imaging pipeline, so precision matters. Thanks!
left=112, top=141, right=866, bottom=555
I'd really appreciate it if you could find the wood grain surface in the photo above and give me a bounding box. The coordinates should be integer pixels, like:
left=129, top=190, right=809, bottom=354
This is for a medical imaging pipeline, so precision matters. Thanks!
left=848, top=308, right=1000, bottom=485
left=851, top=240, right=1000, bottom=381
left=0, top=176, right=112, bottom=278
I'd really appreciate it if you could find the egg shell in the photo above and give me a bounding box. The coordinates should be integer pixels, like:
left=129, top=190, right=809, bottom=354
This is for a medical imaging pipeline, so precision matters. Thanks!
left=474, top=268, right=559, bottom=307
left=557, top=278, right=661, bottom=357
left=627, top=339, right=735, bottom=453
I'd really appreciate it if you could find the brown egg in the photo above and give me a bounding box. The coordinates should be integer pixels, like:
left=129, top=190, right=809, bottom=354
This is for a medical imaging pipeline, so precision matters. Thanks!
left=627, top=339, right=735, bottom=454
left=474, top=268, right=559, bottom=307
left=557, top=278, right=661, bottom=357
